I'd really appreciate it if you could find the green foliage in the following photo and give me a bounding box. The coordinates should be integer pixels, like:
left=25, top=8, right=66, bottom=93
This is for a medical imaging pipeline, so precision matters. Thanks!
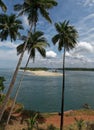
left=0, top=123, right=5, bottom=130
left=74, top=118, right=84, bottom=130
left=0, top=14, right=23, bottom=42
left=83, top=104, right=91, bottom=109
left=0, top=77, right=5, bottom=104
left=0, top=77, right=5, bottom=92
left=0, top=0, right=7, bottom=12
left=26, top=113, right=38, bottom=130
left=52, top=20, right=78, bottom=52
left=20, top=67, right=48, bottom=71
left=0, top=95, right=5, bottom=105
left=21, top=110, right=46, bottom=128
left=14, top=0, right=57, bottom=26
left=47, top=124, right=57, bottom=130
left=17, top=31, right=49, bottom=62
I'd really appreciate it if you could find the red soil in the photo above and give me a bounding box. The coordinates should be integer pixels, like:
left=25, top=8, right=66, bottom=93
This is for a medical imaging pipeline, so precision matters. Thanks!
left=5, top=110, right=94, bottom=130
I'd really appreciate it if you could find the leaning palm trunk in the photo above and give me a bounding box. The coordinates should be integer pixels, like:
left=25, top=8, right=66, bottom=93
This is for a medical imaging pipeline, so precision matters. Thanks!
left=6, top=55, right=31, bottom=125
left=6, top=22, right=38, bottom=124
left=60, top=47, right=65, bottom=130
left=0, top=24, right=33, bottom=121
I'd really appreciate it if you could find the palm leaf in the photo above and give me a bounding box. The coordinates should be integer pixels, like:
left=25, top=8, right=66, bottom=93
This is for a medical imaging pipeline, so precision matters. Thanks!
left=0, top=14, right=24, bottom=41
left=0, top=0, right=7, bottom=12
left=52, top=34, right=60, bottom=45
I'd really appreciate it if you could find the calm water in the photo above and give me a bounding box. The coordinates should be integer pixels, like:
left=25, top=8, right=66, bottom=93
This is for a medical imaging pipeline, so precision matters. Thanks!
left=0, top=68, right=94, bottom=112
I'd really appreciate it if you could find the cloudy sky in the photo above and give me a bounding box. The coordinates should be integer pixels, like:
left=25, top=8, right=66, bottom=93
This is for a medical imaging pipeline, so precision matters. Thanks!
left=0, top=0, right=94, bottom=68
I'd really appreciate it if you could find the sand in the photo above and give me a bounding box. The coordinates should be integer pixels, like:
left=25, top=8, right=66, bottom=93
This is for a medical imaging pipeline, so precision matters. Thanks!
left=20, top=70, right=63, bottom=76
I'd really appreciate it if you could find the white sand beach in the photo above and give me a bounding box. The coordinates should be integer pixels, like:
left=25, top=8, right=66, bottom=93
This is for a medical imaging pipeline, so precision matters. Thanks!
left=20, top=70, right=62, bottom=76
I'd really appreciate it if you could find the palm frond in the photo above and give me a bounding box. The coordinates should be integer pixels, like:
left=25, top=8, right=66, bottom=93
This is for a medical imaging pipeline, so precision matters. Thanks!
left=52, top=20, right=78, bottom=52
left=39, top=7, right=52, bottom=23
left=52, top=34, right=60, bottom=45
left=0, top=0, right=7, bottom=12
left=14, top=0, right=58, bottom=26
left=0, top=14, right=24, bottom=41
left=17, top=31, right=49, bottom=60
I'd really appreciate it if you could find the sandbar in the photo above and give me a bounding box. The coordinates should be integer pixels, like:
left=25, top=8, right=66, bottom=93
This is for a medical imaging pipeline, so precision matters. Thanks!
left=20, top=70, right=62, bottom=76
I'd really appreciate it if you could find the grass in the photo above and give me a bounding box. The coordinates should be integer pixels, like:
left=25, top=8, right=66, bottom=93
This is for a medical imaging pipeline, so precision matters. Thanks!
left=64, top=109, right=94, bottom=117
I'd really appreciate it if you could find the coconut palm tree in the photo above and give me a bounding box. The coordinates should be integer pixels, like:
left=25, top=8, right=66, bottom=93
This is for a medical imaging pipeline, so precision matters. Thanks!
left=0, top=14, right=23, bottom=42
left=6, top=31, right=49, bottom=124
left=0, top=0, right=7, bottom=12
left=0, top=14, right=24, bottom=121
left=14, top=0, right=57, bottom=30
left=0, top=0, right=57, bottom=121
left=52, top=20, right=78, bottom=130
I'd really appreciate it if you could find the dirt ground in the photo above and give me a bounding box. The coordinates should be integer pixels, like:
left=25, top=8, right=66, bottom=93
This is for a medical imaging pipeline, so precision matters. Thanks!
left=5, top=110, right=94, bottom=130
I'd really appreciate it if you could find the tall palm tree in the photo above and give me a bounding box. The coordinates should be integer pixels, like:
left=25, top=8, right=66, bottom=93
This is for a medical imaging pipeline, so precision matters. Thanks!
left=0, top=14, right=23, bottom=42
left=0, top=0, right=57, bottom=121
left=52, top=20, right=78, bottom=130
left=0, top=14, right=24, bottom=121
left=0, top=0, right=7, bottom=12
left=6, top=31, right=49, bottom=124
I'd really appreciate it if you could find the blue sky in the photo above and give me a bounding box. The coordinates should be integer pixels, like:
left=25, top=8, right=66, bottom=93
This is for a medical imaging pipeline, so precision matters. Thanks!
left=0, top=0, right=94, bottom=68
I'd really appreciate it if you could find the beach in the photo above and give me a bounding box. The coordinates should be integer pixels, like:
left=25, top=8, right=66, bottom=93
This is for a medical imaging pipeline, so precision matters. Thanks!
left=20, top=70, right=63, bottom=76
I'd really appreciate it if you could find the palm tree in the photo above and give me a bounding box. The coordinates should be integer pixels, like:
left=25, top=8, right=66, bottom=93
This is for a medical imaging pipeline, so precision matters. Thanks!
left=14, top=0, right=57, bottom=30
left=6, top=31, right=49, bottom=124
left=52, top=20, right=78, bottom=130
left=0, top=14, right=23, bottom=42
left=0, top=0, right=57, bottom=121
left=0, top=0, right=7, bottom=12
left=0, top=14, right=24, bottom=121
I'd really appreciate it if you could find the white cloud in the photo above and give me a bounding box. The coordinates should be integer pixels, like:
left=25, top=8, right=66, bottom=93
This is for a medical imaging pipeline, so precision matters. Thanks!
left=65, top=41, right=94, bottom=66
left=83, top=0, right=94, bottom=6
left=75, top=13, right=94, bottom=43
left=46, top=51, right=57, bottom=58
left=78, top=0, right=94, bottom=7
left=22, top=16, right=29, bottom=28
left=76, top=42, right=93, bottom=53
left=80, top=13, right=94, bottom=24
left=0, top=41, right=18, bottom=49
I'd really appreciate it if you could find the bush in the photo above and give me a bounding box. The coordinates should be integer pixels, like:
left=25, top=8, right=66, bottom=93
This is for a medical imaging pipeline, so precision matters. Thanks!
left=47, top=124, right=57, bottom=130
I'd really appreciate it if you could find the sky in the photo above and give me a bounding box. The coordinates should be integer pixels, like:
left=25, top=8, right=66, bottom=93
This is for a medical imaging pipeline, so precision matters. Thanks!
left=0, top=0, right=94, bottom=68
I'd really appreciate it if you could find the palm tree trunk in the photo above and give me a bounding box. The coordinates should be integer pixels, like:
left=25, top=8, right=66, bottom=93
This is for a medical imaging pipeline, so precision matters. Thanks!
left=6, top=55, right=31, bottom=125
left=0, top=24, right=33, bottom=121
left=60, top=47, right=65, bottom=130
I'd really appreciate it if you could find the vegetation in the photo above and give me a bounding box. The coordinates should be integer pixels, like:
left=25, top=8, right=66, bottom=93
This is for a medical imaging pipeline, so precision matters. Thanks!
left=0, top=77, right=5, bottom=106
left=52, top=21, right=78, bottom=130
left=0, top=77, right=5, bottom=93
left=0, top=13, right=24, bottom=121
left=0, top=1, right=89, bottom=130
left=0, top=14, right=23, bottom=41
left=20, top=67, right=94, bottom=71
left=59, top=68, right=94, bottom=71
left=47, top=124, right=57, bottom=130
left=0, top=0, right=58, bottom=122
left=20, top=67, right=48, bottom=71
left=0, top=0, right=7, bottom=12
left=6, top=30, right=49, bottom=124
left=74, top=118, right=84, bottom=130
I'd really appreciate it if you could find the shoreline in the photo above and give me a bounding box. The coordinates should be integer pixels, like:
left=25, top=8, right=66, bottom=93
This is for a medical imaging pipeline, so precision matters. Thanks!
left=19, top=69, right=63, bottom=76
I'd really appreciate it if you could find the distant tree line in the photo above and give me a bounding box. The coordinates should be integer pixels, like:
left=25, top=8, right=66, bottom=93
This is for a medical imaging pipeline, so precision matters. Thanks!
left=20, top=67, right=94, bottom=71
left=20, top=67, right=48, bottom=71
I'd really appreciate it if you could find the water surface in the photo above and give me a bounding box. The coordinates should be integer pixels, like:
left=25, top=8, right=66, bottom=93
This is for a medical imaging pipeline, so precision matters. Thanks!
left=0, top=68, right=94, bottom=112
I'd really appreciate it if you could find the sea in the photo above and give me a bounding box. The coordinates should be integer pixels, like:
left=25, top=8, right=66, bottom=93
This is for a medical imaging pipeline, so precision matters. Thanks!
left=0, top=68, right=94, bottom=113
